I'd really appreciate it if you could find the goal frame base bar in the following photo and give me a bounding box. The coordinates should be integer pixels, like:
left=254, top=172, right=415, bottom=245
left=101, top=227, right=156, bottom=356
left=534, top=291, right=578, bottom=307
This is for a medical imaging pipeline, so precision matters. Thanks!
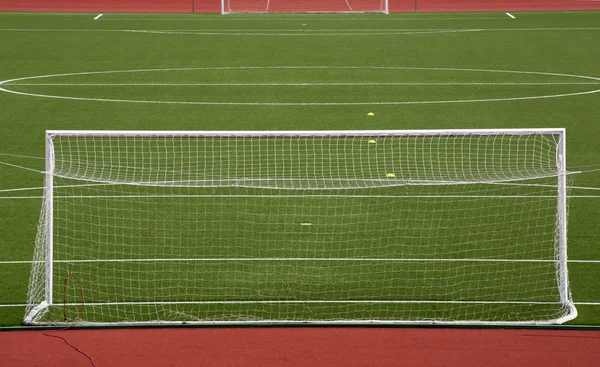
left=23, top=302, right=578, bottom=326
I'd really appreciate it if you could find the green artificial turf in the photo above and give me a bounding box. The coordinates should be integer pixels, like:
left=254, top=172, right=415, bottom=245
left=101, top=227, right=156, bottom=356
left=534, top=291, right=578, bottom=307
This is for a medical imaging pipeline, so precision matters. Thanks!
left=0, top=11, right=599, bottom=326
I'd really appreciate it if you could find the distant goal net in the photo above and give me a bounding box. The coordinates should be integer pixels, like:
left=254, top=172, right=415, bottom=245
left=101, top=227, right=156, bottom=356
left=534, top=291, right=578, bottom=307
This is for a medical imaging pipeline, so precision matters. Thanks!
left=25, top=129, right=576, bottom=325
left=222, top=0, right=389, bottom=14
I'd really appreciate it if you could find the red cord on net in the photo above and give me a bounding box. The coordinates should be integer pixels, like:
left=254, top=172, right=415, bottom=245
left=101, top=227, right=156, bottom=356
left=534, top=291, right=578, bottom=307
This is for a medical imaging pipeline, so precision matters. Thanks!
left=43, top=273, right=97, bottom=367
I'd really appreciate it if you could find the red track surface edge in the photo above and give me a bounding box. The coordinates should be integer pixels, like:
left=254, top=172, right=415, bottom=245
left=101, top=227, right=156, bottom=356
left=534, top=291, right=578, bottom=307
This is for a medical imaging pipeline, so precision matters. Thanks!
left=1, top=0, right=600, bottom=13
left=1, top=327, right=600, bottom=366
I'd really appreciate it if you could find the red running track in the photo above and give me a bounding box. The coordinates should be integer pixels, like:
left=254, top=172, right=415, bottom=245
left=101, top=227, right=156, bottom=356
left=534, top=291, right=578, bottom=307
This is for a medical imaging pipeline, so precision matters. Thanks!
left=1, top=327, right=600, bottom=366
left=1, top=0, right=600, bottom=13
left=416, top=0, right=600, bottom=12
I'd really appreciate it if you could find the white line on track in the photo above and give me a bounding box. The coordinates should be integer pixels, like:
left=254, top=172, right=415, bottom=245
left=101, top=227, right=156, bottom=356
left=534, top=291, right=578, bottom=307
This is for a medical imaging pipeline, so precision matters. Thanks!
left=506, top=13, right=516, bottom=19
left=344, top=0, right=353, bottom=11
left=93, top=14, right=103, bottom=20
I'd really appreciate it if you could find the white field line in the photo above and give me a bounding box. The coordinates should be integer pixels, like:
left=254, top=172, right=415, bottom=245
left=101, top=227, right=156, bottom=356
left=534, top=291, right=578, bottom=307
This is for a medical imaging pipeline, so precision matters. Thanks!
left=6, top=82, right=600, bottom=86
left=3, top=258, right=600, bottom=265
left=0, top=187, right=42, bottom=193
left=1, top=28, right=600, bottom=37
left=1, top=66, right=598, bottom=106
left=506, top=13, right=516, bottom=19
left=1, top=195, right=600, bottom=200
left=2, top=301, right=600, bottom=307
left=93, top=14, right=103, bottom=20
left=2, top=182, right=600, bottom=194
left=0, top=161, right=43, bottom=173
left=0, top=153, right=43, bottom=160
left=99, top=17, right=508, bottom=21
left=0, top=195, right=585, bottom=199
left=0, top=304, right=28, bottom=307
left=21, top=300, right=569, bottom=306
left=4, top=89, right=599, bottom=106
left=119, top=29, right=483, bottom=36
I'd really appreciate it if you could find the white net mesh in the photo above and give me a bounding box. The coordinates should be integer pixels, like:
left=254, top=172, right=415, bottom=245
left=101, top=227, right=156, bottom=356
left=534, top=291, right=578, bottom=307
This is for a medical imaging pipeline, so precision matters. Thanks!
left=25, top=130, right=576, bottom=325
left=223, top=0, right=388, bottom=14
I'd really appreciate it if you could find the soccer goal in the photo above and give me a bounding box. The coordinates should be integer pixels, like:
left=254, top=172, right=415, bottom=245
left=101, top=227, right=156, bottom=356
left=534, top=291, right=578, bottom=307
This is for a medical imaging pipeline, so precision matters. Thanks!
left=24, top=129, right=576, bottom=326
left=221, top=0, right=389, bottom=14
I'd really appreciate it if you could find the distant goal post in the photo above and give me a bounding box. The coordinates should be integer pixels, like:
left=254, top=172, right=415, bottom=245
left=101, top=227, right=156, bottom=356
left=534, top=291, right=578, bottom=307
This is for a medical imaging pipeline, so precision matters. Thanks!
left=24, top=129, right=576, bottom=326
left=221, top=0, right=389, bottom=14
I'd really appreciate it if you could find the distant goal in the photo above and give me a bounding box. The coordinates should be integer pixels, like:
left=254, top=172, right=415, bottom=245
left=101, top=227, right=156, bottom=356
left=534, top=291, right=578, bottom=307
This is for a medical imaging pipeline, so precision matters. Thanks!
left=221, top=0, right=389, bottom=14
left=24, top=129, right=576, bottom=326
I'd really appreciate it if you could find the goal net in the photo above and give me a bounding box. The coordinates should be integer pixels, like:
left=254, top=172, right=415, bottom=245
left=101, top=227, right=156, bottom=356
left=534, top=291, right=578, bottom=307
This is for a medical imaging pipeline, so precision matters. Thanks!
left=25, top=129, right=576, bottom=325
left=222, top=0, right=389, bottom=14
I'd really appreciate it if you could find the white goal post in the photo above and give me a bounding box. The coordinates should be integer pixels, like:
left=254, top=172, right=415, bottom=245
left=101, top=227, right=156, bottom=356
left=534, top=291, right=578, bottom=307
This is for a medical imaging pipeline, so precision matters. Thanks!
left=25, top=129, right=576, bottom=326
left=221, top=0, right=389, bottom=14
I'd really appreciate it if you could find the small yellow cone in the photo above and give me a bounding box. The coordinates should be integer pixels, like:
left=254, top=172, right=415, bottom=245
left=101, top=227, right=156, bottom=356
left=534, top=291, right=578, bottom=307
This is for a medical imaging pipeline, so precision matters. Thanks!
left=386, top=173, right=396, bottom=178
left=367, top=112, right=375, bottom=116
left=368, top=139, right=376, bottom=144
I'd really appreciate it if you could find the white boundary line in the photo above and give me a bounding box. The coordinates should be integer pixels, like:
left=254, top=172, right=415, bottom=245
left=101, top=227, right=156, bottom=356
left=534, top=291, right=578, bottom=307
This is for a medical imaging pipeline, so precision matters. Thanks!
left=1, top=66, right=599, bottom=106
